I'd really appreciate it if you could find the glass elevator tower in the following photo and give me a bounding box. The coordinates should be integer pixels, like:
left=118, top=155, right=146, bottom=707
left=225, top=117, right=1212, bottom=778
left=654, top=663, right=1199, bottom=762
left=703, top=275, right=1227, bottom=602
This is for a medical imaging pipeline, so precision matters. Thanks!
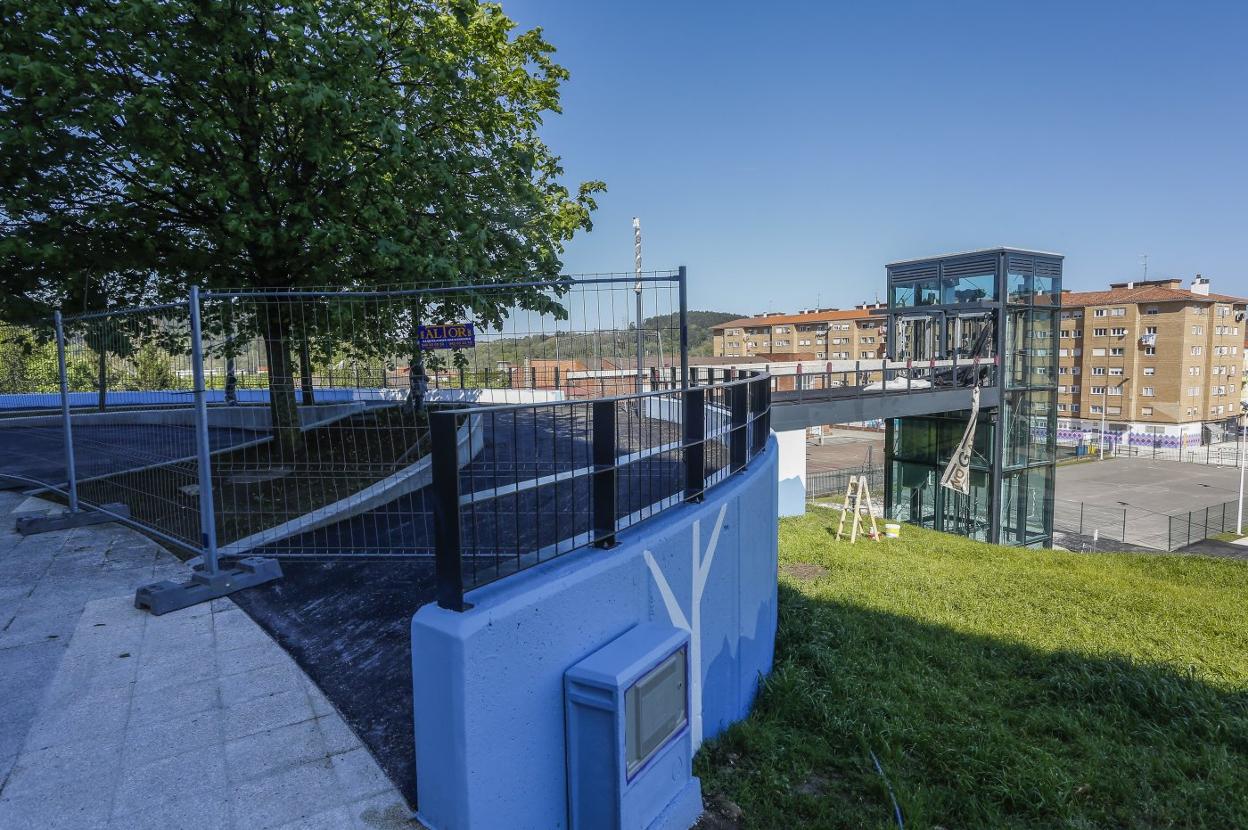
left=882, top=248, right=1061, bottom=547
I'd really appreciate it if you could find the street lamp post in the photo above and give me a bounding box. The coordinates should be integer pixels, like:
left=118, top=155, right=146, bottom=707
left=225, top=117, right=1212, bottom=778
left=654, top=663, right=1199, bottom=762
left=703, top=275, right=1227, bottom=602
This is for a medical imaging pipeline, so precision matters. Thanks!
left=1237, top=402, right=1247, bottom=534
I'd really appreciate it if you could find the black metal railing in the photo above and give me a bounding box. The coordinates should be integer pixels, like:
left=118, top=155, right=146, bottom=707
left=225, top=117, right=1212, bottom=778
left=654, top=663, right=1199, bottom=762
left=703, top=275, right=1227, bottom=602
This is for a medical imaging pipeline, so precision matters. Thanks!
left=430, top=371, right=772, bottom=610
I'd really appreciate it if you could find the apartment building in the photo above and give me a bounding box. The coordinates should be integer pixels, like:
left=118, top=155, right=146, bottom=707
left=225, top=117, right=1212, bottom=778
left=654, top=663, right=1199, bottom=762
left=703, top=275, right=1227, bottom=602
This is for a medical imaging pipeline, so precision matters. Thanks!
left=1056, top=276, right=1247, bottom=444
left=711, top=305, right=887, bottom=362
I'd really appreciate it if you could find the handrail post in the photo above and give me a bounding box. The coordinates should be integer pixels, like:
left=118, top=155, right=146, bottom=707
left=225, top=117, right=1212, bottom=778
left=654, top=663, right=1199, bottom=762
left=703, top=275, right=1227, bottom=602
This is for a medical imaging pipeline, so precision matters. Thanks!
left=730, top=382, right=748, bottom=472
left=189, top=286, right=220, bottom=577
left=431, top=411, right=466, bottom=610
left=53, top=311, right=80, bottom=513
left=591, top=400, right=618, bottom=547
left=749, top=376, right=767, bottom=456
left=683, top=387, right=706, bottom=502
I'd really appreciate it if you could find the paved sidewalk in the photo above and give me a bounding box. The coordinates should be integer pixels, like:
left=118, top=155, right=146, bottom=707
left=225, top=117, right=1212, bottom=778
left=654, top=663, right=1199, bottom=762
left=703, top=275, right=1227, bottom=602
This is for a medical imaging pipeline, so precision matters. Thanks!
left=0, top=491, right=421, bottom=829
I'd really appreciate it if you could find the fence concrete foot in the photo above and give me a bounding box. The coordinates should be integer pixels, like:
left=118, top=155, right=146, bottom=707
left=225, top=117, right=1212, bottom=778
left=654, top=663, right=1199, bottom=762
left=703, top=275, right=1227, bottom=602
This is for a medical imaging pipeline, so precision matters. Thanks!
left=15, top=503, right=131, bottom=535
left=134, top=557, right=283, bottom=616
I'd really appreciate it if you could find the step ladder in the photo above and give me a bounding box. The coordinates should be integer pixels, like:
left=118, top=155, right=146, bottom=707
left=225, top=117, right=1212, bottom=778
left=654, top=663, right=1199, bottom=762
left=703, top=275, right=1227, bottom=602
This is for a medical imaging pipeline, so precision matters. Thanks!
left=835, top=475, right=880, bottom=543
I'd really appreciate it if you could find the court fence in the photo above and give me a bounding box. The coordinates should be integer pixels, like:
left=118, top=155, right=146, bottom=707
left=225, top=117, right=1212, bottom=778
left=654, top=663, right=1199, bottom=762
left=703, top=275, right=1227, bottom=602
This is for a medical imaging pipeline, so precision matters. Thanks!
left=1052, top=496, right=1243, bottom=553
left=1, top=275, right=785, bottom=614
left=1055, top=434, right=1246, bottom=469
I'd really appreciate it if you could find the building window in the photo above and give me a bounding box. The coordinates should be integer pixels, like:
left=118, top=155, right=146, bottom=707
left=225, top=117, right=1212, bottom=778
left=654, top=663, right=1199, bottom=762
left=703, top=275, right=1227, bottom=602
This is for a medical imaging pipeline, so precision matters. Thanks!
left=1110, top=348, right=1124, bottom=356
left=1110, top=308, right=1126, bottom=316
left=1142, top=406, right=1153, bottom=415
left=1093, top=328, right=1108, bottom=337
left=1094, top=309, right=1107, bottom=317
left=1144, top=346, right=1156, bottom=356
left=1071, top=404, right=1080, bottom=413
left=1057, top=403, right=1067, bottom=412
left=1111, top=327, right=1126, bottom=336
left=1091, top=386, right=1106, bottom=395
left=1144, top=367, right=1155, bottom=375
left=1142, top=386, right=1154, bottom=396
left=1189, top=366, right=1201, bottom=376
left=1145, top=306, right=1160, bottom=315
left=1191, top=346, right=1203, bottom=356
left=1145, top=326, right=1157, bottom=335
left=1193, top=325, right=1204, bottom=335
left=1072, top=366, right=1081, bottom=375
left=1092, top=348, right=1106, bottom=357
left=1109, top=367, right=1124, bottom=376
left=1092, top=367, right=1106, bottom=375
left=1090, top=404, right=1103, bottom=414
left=1108, top=386, right=1122, bottom=396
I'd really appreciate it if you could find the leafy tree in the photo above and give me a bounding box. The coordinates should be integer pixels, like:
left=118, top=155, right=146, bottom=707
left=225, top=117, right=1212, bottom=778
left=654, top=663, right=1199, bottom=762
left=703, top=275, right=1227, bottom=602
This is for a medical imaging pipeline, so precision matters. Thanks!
left=1, top=0, right=602, bottom=455
left=131, top=343, right=178, bottom=391
left=83, top=321, right=136, bottom=410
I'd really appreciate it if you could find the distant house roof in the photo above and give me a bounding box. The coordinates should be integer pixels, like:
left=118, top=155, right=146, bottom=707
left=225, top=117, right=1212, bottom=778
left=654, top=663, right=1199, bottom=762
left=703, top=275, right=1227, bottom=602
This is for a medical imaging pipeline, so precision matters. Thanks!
left=712, top=306, right=885, bottom=331
left=687, top=353, right=817, bottom=366
left=1062, top=283, right=1246, bottom=307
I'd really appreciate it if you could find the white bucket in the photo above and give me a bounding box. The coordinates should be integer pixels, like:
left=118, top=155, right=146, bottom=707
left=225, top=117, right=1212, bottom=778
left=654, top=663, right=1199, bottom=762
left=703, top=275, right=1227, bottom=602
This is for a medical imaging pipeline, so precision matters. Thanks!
left=883, top=523, right=901, bottom=539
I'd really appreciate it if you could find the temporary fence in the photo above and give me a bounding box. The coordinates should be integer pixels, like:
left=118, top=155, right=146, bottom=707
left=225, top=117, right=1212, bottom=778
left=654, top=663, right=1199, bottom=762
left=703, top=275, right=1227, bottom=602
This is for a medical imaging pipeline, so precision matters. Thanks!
left=0, top=274, right=779, bottom=613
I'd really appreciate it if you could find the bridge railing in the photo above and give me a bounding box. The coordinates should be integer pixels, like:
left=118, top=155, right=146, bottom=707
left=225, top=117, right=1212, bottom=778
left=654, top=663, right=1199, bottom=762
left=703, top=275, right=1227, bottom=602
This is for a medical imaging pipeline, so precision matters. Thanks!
left=762, top=356, right=999, bottom=401
left=428, top=370, right=772, bottom=610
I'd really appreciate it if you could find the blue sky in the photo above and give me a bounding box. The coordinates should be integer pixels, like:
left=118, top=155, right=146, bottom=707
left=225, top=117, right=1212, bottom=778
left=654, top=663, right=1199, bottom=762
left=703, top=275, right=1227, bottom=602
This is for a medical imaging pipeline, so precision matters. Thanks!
left=504, top=0, right=1248, bottom=315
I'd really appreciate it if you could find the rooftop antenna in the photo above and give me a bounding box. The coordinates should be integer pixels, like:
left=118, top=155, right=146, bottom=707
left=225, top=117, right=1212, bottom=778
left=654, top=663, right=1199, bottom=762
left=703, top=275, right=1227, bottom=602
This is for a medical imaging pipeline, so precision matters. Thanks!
left=633, top=217, right=644, bottom=393
left=1140, top=254, right=1149, bottom=281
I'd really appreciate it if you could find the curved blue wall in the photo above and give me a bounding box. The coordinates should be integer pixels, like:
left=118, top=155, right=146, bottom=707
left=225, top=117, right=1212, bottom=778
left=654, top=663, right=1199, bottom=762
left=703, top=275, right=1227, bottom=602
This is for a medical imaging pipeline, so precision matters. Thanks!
left=411, top=438, right=779, bottom=830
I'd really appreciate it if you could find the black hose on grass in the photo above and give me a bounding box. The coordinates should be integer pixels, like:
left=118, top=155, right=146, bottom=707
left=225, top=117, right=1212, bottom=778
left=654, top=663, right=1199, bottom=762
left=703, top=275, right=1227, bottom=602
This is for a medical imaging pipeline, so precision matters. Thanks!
left=869, top=749, right=905, bottom=830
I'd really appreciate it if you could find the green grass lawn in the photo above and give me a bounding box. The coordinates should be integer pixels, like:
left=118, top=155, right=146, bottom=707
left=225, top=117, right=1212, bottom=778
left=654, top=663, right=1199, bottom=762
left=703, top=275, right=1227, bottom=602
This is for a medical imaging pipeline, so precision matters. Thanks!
left=694, top=510, right=1248, bottom=829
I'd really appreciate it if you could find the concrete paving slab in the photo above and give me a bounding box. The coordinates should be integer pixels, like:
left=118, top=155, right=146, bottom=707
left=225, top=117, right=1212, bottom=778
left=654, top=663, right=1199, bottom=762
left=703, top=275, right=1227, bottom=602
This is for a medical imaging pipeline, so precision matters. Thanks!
left=0, top=490, right=423, bottom=830
left=224, top=718, right=329, bottom=780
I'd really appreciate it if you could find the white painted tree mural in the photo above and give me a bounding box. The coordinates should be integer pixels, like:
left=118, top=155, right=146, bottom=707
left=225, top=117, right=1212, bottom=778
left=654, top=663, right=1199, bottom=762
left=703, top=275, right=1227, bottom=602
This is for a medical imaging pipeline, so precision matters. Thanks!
left=643, top=503, right=728, bottom=750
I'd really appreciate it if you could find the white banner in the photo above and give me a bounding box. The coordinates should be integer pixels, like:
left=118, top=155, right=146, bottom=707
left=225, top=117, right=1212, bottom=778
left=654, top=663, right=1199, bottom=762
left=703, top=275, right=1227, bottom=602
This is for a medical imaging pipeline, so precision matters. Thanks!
left=940, top=385, right=980, bottom=495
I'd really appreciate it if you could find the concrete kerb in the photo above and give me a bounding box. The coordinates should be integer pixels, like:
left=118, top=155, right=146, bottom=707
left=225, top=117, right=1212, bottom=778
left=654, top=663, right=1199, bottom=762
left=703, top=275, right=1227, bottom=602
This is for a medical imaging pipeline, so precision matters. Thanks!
left=218, top=413, right=485, bottom=556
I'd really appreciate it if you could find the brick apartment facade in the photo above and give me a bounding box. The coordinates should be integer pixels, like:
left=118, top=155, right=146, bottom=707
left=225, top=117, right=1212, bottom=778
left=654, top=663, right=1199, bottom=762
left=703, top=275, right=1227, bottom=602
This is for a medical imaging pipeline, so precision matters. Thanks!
left=711, top=305, right=887, bottom=362
left=1056, top=276, right=1247, bottom=442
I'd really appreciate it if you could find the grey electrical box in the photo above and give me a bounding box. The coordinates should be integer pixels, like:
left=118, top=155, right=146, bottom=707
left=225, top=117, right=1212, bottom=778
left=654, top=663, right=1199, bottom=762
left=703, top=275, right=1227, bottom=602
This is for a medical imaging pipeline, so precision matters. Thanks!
left=625, top=647, right=687, bottom=778
left=565, top=624, right=696, bottom=830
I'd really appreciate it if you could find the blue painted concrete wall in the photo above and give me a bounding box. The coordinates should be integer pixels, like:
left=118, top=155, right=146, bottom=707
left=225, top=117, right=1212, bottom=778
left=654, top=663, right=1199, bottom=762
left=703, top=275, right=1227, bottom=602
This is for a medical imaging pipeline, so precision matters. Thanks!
left=411, top=438, right=779, bottom=830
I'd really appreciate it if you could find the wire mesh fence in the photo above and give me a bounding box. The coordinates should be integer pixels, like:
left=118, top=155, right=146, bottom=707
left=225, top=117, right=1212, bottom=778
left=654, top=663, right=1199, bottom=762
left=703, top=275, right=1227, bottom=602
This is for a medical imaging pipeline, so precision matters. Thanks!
left=0, top=273, right=784, bottom=614
left=808, top=466, right=886, bottom=501
left=1052, top=496, right=1242, bottom=552
left=1055, top=434, right=1246, bottom=468
left=429, top=371, right=771, bottom=609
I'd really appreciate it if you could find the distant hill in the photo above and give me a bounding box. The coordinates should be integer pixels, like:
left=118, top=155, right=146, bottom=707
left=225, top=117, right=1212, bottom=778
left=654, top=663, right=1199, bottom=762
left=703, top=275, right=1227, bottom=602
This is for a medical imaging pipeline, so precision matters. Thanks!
left=642, top=311, right=745, bottom=356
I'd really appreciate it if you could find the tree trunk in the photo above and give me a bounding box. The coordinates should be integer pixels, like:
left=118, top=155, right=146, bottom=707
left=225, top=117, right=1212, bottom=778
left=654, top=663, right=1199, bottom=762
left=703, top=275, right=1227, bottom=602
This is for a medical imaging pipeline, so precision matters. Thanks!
left=261, top=301, right=302, bottom=459
left=97, top=349, right=107, bottom=412
left=299, top=337, right=315, bottom=405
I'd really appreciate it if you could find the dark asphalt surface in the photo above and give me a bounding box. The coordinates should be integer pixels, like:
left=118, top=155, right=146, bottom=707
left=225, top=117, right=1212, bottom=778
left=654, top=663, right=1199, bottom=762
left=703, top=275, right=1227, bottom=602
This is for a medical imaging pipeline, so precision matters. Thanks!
left=0, top=423, right=264, bottom=487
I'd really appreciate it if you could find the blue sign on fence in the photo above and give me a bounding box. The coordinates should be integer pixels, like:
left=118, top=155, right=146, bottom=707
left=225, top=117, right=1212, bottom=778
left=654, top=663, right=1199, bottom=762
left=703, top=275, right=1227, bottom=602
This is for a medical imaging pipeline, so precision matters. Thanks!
left=418, top=323, right=475, bottom=350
